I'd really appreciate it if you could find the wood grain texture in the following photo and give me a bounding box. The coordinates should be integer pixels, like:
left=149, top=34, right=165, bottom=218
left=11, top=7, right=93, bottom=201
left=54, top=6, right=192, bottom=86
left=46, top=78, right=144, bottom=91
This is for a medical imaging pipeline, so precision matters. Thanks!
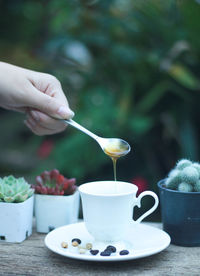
left=0, top=223, right=200, bottom=276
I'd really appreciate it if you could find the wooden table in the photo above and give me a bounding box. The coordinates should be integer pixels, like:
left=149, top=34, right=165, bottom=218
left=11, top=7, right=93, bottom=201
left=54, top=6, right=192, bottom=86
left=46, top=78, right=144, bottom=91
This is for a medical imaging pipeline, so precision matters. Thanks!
left=0, top=223, right=200, bottom=276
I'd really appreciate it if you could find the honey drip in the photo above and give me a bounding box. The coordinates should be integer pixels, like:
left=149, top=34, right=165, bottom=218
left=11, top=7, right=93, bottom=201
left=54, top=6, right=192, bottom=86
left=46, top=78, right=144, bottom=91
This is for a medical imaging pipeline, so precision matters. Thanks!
left=103, top=140, right=130, bottom=181
left=112, top=157, right=117, bottom=181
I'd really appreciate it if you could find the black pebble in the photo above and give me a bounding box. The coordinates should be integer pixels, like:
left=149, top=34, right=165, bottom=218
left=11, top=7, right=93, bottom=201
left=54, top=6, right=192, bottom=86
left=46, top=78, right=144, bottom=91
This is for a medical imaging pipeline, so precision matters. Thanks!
left=119, top=250, right=129, bottom=255
left=90, top=250, right=99, bottom=255
left=100, top=251, right=111, bottom=256
left=71, top=238, right=81, bottom=244
left=106, top=245, right=116, bottom=253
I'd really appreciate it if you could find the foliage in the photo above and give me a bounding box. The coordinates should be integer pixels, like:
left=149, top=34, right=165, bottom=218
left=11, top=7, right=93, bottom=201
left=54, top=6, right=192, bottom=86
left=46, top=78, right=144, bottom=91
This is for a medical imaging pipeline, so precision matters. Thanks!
left=0, top=175, right=34, bottom=203
left=1, top=1, right=200, bottom=191
left=164, top=159, right=200, bottom=192
left=32, top=169, right=76, bottom=195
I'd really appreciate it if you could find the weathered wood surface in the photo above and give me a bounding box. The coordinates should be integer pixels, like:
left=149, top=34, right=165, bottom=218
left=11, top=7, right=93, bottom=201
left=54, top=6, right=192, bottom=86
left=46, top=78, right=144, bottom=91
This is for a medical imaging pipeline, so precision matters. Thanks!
left=0, top=223, right=200, bottom=276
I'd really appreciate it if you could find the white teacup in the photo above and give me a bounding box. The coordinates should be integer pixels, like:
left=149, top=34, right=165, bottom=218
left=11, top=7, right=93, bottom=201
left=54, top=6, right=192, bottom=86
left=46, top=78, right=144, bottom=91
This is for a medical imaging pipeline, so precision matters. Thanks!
left=79, top=181, right=159, bottom=242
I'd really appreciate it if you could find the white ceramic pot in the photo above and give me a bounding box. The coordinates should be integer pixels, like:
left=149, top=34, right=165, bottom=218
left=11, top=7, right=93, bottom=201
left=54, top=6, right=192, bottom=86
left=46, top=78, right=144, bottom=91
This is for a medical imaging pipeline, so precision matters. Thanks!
left=0, top=196, right=34, bottom=243
left=34, top=191, right=80, bottom=233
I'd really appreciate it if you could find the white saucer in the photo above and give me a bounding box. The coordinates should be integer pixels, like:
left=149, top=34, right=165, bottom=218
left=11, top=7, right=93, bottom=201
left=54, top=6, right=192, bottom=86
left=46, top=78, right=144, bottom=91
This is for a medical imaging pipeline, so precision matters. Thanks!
left=44, top=222, right=170, bottom=262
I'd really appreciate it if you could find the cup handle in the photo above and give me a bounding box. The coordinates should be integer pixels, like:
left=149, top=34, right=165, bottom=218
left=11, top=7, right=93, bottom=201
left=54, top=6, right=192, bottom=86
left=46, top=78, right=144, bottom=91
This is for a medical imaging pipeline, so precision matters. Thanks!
left=134, top=191, right=159, bottom=223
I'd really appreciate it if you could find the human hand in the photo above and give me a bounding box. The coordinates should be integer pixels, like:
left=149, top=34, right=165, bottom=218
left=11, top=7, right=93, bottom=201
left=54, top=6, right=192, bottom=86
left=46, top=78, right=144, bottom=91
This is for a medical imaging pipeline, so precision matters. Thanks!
left=0, top=62, right=74, bottom=135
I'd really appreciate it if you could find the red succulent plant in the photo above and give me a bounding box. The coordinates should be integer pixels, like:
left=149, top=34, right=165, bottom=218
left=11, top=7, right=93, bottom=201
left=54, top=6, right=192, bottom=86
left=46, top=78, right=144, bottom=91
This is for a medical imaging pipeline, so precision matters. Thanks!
left=32, top=169, right=77, bottom=196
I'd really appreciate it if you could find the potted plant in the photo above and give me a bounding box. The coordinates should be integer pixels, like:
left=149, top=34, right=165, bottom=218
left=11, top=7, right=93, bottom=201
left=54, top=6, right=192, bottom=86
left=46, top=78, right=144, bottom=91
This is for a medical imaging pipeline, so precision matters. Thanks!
left=32, top=169, right=79, bottom=233
left=0, top=175, right=34, bottom=243
left=158, top=159, right=200, bottom=246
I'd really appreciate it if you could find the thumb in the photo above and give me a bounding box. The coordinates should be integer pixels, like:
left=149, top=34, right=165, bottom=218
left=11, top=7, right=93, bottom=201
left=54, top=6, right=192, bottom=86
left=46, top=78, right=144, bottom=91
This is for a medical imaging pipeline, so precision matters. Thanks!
left=25, top=87, right=74, bottom=119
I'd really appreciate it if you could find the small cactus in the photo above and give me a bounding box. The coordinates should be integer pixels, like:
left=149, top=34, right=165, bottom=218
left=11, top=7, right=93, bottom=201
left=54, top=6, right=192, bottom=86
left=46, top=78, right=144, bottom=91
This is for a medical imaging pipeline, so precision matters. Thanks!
left=165, top=169, right=180, bottom=190
left=165, top=159, right=200, bottom=192
left=0, top=175, right=34, bottom=203
left=178, top=182, right=193, bottom=192
left=181, top=166, right=199, bottom=184
left=32, top=169, right=77, bottom=195
left=194, top=180, right=200, bottom=192
left=193, top=163, right=200, bottom=175
left=176, top=159, right=192, bottom=170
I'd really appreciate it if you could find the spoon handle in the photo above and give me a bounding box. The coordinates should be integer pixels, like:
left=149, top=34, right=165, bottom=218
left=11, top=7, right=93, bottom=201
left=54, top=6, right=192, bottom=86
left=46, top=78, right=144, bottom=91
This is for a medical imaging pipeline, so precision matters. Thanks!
left=63, top=119, right=99, bottom=141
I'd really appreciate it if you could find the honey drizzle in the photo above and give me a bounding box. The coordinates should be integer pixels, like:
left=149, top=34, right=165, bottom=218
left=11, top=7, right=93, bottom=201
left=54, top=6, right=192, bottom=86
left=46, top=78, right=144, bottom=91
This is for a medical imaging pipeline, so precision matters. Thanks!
left=112, top=157, right=117, bottom=181
left=104, top=145, right=128, bottom=181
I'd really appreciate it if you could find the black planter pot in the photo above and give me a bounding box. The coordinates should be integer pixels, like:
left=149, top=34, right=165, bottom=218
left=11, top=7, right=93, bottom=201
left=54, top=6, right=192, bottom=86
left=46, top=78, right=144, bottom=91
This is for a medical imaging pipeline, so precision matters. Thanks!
left=158, top=179, right=200, bottom=246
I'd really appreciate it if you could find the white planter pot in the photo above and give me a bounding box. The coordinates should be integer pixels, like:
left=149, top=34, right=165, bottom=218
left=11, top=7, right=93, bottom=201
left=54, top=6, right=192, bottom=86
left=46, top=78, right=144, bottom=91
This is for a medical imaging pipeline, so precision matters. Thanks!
left=0, top=196, right=34, bottom=243
left=35, top=190, right=80, bottom=233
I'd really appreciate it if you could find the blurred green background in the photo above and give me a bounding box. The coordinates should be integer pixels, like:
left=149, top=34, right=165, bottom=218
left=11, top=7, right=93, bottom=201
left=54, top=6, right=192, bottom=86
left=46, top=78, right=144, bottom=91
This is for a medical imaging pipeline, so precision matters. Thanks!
left=1, top=0, right=200, bottom=220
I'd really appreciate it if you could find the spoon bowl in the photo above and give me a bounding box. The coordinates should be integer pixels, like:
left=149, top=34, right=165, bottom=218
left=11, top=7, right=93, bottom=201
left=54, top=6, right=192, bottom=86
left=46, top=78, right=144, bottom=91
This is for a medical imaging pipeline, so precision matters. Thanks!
left=98, top=137, right=131, bottom=158
left=62, top=119, right=131, bottom=159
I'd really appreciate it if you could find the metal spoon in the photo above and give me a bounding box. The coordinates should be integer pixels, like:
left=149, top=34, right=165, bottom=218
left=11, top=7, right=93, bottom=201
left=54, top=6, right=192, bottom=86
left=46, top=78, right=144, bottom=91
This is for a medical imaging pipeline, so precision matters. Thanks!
left=62, top=119, right=131, bottom=158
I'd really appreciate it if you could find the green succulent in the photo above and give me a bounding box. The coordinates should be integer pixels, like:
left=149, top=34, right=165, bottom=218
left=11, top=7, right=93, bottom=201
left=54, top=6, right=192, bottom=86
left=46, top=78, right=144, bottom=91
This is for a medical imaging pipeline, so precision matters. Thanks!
left=166, top=169, right=181, bottom=190
left=165, top=159, right=200, bottom=192
left=0, top=175, right=34, bottom=203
